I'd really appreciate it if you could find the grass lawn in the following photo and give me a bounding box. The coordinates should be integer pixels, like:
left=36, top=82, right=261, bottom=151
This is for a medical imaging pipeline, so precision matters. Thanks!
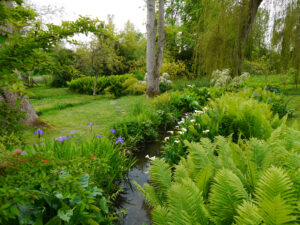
left=24, top=87, right=148, bottom=144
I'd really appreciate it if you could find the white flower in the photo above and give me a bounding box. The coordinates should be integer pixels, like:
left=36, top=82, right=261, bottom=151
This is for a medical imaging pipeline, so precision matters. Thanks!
left=145, top=155, right=156, bottom=160
left=203, top=107, right=208, bottom=111
left=187, top=84, right=193, bottom=87
left=175, top=126, right=179, bottom=129
left=167, top=131, right=174, bottom=134
left=182, top=128, right=187, bottom=132
left=190, top=119, right=195, bottom=123
left=174, top=140, right=180, bottom=143
left=194, top=110, right=203, bottom=114
left=178, top=121, right=184, bottom=124
left=178, top=131, right=183, bottom=135
left=203, top=129, right=210, bottom=133
left=164, top=137, right=170, bottom=141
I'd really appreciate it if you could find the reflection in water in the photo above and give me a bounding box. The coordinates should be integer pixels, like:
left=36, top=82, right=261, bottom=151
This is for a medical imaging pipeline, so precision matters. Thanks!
left=118, top=142, right=162, bottom=225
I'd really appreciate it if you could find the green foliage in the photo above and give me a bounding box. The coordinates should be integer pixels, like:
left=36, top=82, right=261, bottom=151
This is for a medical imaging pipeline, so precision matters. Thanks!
left=68, top=74, right=133, bottom=97
left=0, top=135, right=133, bottom=224
left=122, top=77, right=146, bottom=95
left=0, top=155, right=113, bottom=224
left=50, top=48, right=83, bottom=87
left=0, top=102, right=25, bottom=149
left=161, top=61, right=189, bottom=79
left=139, top=124, right=300, bottom=224
left=111, top=101, right=159, bottom=148
left=163, top=93, right=283, bottom=164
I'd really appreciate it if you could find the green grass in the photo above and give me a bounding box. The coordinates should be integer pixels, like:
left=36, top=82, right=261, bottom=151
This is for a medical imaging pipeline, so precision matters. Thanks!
left=24, top=87, right=147, bottom=144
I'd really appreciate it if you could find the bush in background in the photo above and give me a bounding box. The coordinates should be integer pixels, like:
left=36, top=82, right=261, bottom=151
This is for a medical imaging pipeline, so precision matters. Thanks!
left=68, top=74, right=133, bottom=97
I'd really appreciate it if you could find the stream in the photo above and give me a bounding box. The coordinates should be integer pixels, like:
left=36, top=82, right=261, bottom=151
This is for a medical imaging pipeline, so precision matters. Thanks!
left=117, top=141, right=162, bottom=225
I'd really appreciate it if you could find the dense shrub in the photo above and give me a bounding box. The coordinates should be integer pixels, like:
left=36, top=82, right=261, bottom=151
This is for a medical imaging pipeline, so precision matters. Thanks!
left=122, top=77, right=146, bottom=95
left=162, top=94, right=283, bottom=164
left=68, top=74, right=133, bottom=97
left=160, top=61, right=189, bottom=79
left=0, top=136, right=133, bottom=224
left=137, top=124, right=300, bottom=225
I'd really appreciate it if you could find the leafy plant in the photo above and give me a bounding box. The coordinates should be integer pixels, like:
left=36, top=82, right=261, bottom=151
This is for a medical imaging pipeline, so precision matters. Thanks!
left=137, top=124, right=300, bottom=224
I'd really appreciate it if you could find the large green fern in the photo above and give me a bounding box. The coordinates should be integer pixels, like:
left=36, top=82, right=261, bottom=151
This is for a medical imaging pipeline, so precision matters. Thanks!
left=256, top=166, right=297, bottom=224
left=209, top=169, right=249, bottom=225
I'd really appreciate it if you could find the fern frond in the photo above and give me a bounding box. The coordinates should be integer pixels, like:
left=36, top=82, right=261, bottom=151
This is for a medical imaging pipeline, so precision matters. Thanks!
left=256, top=166, right=297, bottom=224
left=148, top=158, right=172, bottom=201
left=152, top=206, right=169, bottom=225
left=234, top=201, right=263, bottom=225
left=209, top=169, right=248, bottom=225
left=167, top=178, right=210, bottom=225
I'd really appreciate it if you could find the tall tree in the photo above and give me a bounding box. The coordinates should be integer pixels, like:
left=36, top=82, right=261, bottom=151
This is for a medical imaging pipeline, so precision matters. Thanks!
left=146, top=0, right=165, bottom=97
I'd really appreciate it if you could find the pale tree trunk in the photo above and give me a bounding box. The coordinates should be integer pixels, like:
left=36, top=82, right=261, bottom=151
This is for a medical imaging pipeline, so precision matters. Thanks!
left=93, top=71, right=98, bottom=96
left=146, top=0, right=165, bottom=98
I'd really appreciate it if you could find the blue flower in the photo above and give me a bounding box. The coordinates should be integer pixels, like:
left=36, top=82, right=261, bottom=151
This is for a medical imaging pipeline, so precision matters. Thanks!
left=253, top=93, right=258, bottom=97
left=97, top=134, right=102, bottom=138
left=111, top=129, right=116, bottom=134
left=115, top=137, right=124, bottom=145
left=68, top=136, right=72, bottom=139
left=34, top=128, right=43, bottom=136
left=269, top=97, right=272, bottom=101
left=89, top=122, right=94, bottom=126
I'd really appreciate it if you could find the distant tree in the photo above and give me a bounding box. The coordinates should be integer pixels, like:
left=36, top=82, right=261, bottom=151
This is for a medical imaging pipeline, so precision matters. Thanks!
left=146, top=0, right=165, bottom=97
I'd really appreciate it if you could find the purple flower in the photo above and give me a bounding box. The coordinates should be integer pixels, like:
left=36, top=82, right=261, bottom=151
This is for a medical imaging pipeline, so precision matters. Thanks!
left=34, top=128, right=43, bottom=136
left=89, top=122, right=94, bottom=126
left=57, top=136, right=67, bottom=142
left=253, top=93, right=258, bottom=97
left=115, top=137, right=124, bottom=145
left=68, top=136, right=72, bottom=139
left=111, top=129, right=116, bottom=134
left=269, top=97, right=272, bottom=101
left=97, top=134, right=102, bottom=138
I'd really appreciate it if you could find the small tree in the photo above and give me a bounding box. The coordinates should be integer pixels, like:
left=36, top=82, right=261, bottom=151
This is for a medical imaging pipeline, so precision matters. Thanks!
left=146, top=0, right=165, bottom=97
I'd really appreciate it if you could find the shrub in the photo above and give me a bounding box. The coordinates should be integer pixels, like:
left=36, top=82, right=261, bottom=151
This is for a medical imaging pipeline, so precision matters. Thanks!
left=0, top=154, right=115, bottom=224
left=162, top=94, right=282, bottom=164
left=160, top=61, right=188, bottom=79
left=0, top=136, right=133, bottom=224
left=122, top=77, right=146, bottom=95
left=68, top=74, right=133, bottom=97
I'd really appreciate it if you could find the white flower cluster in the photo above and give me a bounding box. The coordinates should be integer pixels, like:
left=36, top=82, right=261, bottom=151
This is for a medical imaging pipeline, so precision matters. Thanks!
left=210, top=69, right=232, bottom=88
left=163, top=107, right=211, bottom=144
left=159, top=72, right=172, bottom=84
left=143, top=72, right=172, bottom=84
left=210, top=69, right=250, bottom=89
left=231, top=72, right=250, bottom=89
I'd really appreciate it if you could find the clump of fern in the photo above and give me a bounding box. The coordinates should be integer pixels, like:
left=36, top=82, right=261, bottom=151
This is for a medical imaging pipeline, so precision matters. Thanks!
left=137, top=124, right=300, bottom=224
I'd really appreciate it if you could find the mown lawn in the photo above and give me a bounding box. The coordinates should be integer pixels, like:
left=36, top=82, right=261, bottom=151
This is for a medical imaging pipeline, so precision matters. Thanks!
left=24, top=87, right=147, bottom=144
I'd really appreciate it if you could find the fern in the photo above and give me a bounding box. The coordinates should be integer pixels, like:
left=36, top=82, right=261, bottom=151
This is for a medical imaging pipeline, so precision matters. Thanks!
left=209, top=169, right=248, bottom=225
left=167, top=178, right=210, bottom=225
left=235, top=201, right=263, bottom=225
left=152, top=206, right=169, bottom=225
left=256, top=166, right=297, bottom=224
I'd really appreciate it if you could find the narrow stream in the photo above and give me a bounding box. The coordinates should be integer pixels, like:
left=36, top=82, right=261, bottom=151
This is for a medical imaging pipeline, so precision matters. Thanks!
left=118, top=141, right=162, bottom=225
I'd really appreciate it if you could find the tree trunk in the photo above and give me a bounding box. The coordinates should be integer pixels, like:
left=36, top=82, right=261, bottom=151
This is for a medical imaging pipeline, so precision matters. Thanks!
left=146, top=0, right=165, bottom=98
left=237, top=0, right=264, bottom=75
left=0, top=89, right=48, bottom=127
left=155, top=0, right=165, bottom=82
left=93, top=71, right=98, bottom=96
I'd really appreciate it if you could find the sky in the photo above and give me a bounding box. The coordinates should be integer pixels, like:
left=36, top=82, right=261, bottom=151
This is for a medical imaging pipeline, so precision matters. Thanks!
left=27, top=0, right=147, bottom=33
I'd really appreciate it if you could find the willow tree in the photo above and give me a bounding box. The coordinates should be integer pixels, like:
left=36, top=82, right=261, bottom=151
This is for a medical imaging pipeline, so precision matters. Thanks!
left=272, top=0, right=300, bottom=87
left=146, top=0, right=165, bottom=97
